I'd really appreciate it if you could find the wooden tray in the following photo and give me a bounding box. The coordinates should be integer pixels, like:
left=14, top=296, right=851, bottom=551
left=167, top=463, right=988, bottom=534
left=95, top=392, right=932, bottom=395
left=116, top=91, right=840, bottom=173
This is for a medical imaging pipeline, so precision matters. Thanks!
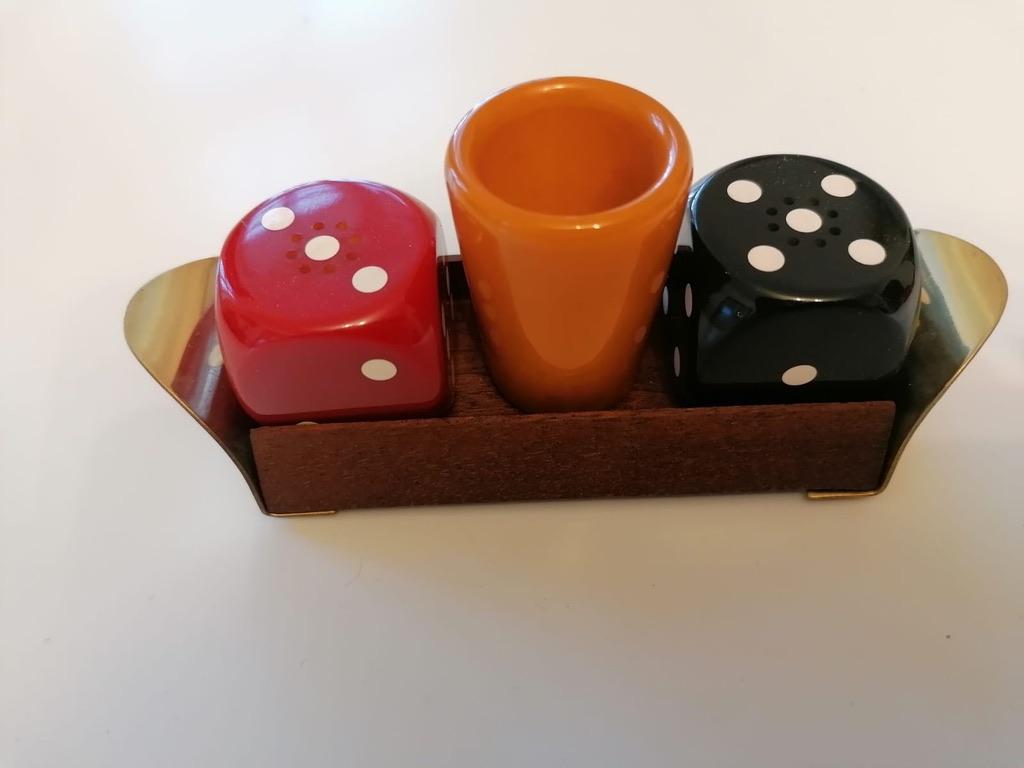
left=124, top=230, right=1006, bottom=515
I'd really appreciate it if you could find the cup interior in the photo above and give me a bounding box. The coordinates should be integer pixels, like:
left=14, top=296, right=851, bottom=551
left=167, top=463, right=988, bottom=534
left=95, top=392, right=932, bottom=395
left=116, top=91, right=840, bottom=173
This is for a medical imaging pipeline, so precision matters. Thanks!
left=466, top=83, right=675, bottom=217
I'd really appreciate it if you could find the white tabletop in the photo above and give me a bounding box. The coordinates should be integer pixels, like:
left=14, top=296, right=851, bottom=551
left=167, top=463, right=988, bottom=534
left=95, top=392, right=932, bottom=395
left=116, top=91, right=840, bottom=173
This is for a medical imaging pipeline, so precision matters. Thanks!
left=3, top=1, right=1022, bottom=766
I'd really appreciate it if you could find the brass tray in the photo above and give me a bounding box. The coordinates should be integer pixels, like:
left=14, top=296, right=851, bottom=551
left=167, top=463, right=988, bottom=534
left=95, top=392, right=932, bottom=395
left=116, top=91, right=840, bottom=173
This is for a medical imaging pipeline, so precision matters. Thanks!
left=124, top=230, right=1007, bottom=515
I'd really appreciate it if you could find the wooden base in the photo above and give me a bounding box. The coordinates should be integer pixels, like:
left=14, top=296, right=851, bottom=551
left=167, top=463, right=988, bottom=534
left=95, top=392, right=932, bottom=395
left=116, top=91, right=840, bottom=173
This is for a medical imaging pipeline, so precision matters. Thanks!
left=251, top=268, right=895, bottom=514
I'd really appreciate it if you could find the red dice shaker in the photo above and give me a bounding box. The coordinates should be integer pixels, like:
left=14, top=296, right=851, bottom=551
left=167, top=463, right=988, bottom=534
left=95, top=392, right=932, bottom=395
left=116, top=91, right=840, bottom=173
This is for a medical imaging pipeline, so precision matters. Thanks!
left=215, top=180, right=451, bottom=424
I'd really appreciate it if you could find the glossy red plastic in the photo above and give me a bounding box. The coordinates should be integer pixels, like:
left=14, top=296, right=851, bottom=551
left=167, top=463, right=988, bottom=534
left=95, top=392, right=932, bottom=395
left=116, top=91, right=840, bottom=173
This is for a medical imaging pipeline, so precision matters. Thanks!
left=215, top=180, right=449, bottom=424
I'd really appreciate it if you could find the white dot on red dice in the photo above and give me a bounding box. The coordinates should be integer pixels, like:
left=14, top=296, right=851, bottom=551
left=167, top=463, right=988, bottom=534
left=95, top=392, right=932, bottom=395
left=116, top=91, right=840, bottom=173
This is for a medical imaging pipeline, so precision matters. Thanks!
left=821, top=174, right=856, bottom=197
left=361, top=359, right=397, bottom=381
left=748, top=244, right=785, bottom=272
left=786, top=208, right=822, bottom=233
left=260, top=206, right=295, bottom=231
left=305, top=235, right=340, bottom=261
left=684, top=283, right=693, bottom=318
left=673, top=347, right=681, bottom=377
left=662, top=286, right=669, bottom=315
left=727, top=179, right=762, bottom=203
left=782, top=364, right=817, bottom=386
left=848, top=238, right=887, bottom=266
left=352, top=265, right=388, bottom=293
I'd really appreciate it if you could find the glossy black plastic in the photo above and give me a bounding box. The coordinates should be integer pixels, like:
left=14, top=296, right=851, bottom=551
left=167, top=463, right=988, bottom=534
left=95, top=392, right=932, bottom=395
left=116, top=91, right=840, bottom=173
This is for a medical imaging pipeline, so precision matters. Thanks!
left=664, top=154, right=921, bottom=404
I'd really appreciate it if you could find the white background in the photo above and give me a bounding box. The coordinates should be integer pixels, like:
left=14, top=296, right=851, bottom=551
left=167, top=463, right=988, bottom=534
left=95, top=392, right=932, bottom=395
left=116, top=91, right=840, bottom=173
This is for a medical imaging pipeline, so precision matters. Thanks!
left=2, top=1, right=1022, bottom=766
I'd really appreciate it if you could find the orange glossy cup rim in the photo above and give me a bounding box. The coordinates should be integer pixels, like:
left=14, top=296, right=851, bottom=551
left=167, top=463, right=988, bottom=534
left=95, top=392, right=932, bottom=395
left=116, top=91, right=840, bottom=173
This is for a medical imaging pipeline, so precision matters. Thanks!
left=445, top=76, right=692, bottom=231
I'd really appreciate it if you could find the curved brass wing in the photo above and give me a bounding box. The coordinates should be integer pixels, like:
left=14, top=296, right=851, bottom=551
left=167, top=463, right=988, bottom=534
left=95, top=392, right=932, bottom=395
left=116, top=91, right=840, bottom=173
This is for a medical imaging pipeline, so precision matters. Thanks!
left=809, top=230, right=1008, bottom=498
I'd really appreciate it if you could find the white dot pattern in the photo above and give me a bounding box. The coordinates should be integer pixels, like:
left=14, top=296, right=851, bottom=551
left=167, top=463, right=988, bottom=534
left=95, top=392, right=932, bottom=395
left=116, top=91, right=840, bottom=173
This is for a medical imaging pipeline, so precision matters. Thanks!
left=684, top=284, right=693, bottom=318
left=821, top=174, right=857, bottom=197
left=786, top=208, right=822, bottom=233
left=261, top=206, right=295, bottom=231
left=673, top=347, right=681, bottom=377
left=782, top=364, right=817, bottom=386
left=305, top=235, right=340, bottom=261
left=361, top=359, right=397, bottom=381
left=727, top=179, right=762, bottom=203
left=748, top=244, right=786, bottom=272
left=662, top=286, right=669, bottom=316
left=352, top=265, right=388, bottom=293
left=848, top=238, right=887, bottom=266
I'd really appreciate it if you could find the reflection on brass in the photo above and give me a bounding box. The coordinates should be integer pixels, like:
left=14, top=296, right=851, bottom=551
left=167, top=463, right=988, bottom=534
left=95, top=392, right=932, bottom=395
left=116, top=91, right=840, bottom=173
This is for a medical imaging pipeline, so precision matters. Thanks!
left=808, top=230, right=1008, bottom=499
left=125, top=258, right=257, bottom=514
left=124, top=230, right=1006, bottom=513
left=123, top=257, right=334, bottom=516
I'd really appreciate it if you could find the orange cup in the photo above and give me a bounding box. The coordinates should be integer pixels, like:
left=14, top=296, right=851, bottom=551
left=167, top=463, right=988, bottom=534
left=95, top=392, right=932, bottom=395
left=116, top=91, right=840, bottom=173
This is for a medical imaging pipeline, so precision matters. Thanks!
left=445, top=76, right=692, bottom=412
